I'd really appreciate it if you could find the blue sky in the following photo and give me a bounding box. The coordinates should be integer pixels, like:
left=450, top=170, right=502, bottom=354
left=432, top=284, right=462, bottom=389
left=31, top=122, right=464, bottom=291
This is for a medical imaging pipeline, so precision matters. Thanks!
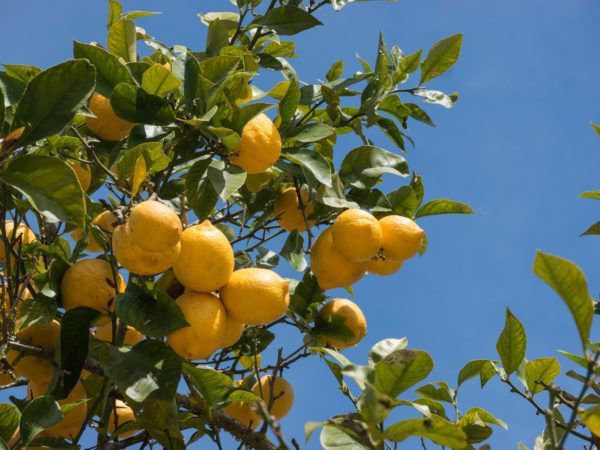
left=2, top=0, right=600, bottom=448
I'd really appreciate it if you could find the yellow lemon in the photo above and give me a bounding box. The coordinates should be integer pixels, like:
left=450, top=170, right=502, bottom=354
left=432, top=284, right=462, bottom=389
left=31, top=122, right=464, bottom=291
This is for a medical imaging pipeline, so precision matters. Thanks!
left=112, top=223, right=180, bottom=276
left=331, top=209, right=382, bottom=262
left=273, top=187, right=316, bottom=232
left=379, top=215, right=424, bottom=261
left=7, top=320, right=60, bottom=385
left=252, top=376, right=294, bottom=420
left=230, top=113, right=282, bottom=174
left=220, top=316, right=245, bottom=348
left=172, top=221, right=234, bottom=292
left=367, top=257, right=404, bottom=276
left=220, top=268, right=290, bottom=326
left=0, top=221, right=36, bottom=263
left=71, top=210, right=117, bottom=253
left=128, top=200, right=182, bottom=253
left=167, top=292, right=228, bottom=360
left=310, top=228, right=367, bottom=290
left=318, top=298, right=367, bottom=349
left=86, top=92, right=134, bottom=141
left=94, top=322, right=144, bottom=346
left=60, top=259, right=125, bottom=313
left=69, top=162, right=91, bottom=192
left=222, top=381, right=261, bottom=429
left=108, top=400, right=139, bottom=438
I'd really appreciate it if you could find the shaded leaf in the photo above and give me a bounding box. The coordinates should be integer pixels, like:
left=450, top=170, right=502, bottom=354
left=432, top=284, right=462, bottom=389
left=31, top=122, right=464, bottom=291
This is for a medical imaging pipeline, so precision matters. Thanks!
left=183, top=365, right=233, bottom=406
left=340, top=145, right=408, bottom=189
left=250, top=6, right=322, bottom=35
left=0, top=404, right=19, bottom=444
left=111, top=82, right=175, bottom=125
left=108, top=19, right=136, bottom=62
left=283, top=148, right=332, bottom=187
left=20, top=397, right=62, bottom=445
left=142, top=64, right=181, bottom=97
left=385, top=416, right=468, bottom=447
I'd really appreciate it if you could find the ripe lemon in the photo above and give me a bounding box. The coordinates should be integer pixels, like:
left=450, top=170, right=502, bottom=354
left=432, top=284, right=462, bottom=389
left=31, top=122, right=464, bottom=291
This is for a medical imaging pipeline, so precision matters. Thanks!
left=60, top=259, right=125, bottom=313
left=310, top=228, right=367, bottom=290
left=379, top=215, right=424, bottom=261
left=128, top=200, right=182, bottom=253
left=319, top=298, right=367, bottom=349
left=0, top=221, right=36, bottom=263
left=7, top=320, right=60, bottom=385
left=69, top=162, right=91, bottom=192
left=222, top=381, right=261, bottom=429
left=220, top=316, right=245, bottom=348
left=172, top=221, right=234, bottom=292
left=167, top=292, right=227, bottom=360
left=367, top=257, right=404, bottom=276
left=109, top=400, right=139, bottom=438
left=230, top=113, right=282, bottom=174
left=112, top=223, right=180, bottom=276
left=273, top=187, right=316, bottom=232
left=71, top=210, right=117, bottom=253
left=94, top=322, right=144, bottom=346
left=253, top=375, right=294, bottom=420
left=331, top=209, right=382, bottom=262
left=0, top=371, right=14, bottom=387
left=86, top=92, right=134, bottom=141
left=220, top=268, right=290, bottom=326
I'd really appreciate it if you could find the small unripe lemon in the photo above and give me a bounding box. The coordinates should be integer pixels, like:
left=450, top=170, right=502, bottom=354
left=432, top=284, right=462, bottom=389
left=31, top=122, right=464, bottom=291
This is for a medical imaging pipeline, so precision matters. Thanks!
left=0, top=221, right=36, bottom=263
left=319, top=298, right=367, bottom=349
left=94, top=322, right=144, bottom=346
left=222, top=381, right=261, bottom=429
left=367, top=257, right=404, bottom=276
left=7, top=320, right=60, bottom=385
left=167, top=292, right=228, bottom=360
left=112, top=223, right=180, bottom=276
left=331, top=209, right=382, bottom=262
left=252, top=376, right=294, bottom=420
left=128, top=200, right=182, bottom=253
left=86, top=92, right=134, bottom=141
left=220, top=317, right=245, bottom=348
left=173, top=221, right=234, bottom=292
left=310, top=228, right=367, bottom=290
left=69, top=162, right=91, bottom=192
left=220, top=268, right=290, bottom=326
left=379, top=215, right=424, bottom=261
left=273, top=187, right=315, bottom=232
left=108, top=400, right=139, bottom=438
left=230, top=113, right=282, bottom=174
left=60, top=259, right=125, bottom=313
left=70, top=210, right=117, bottom=253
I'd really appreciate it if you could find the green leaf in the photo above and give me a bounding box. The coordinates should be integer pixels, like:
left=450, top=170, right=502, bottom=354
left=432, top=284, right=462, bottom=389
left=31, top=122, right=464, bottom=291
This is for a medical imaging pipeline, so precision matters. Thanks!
left=480, top=361, right=498, bottom=388
left=0, top=155, right=86, bottom=227
left=0, top=88, right=4, bottom=129
left=111, top=82, right=175, bottom=125
left=116, top=283, right=188, bottom=338
left=11, top=60, right=95, bottom=146
left=250, top=6, right=322, bottom=35
left=185, top=159, right=219, bottom=221
left=114, top=142, right=171, bottom=179
left=525, top=357, right=560, bottom=395
left=20, top=397, right=63, bottom=445
left=73, top=41, right=135, bottom=97
left=557, top=349, right=588, bottom=369
left=385, top=416, right=468, bottom=447
left=283, top=148, right=332, bottom=187
left=415, top=198, right=474, bottom=218
left=108, top=19, right=137, bottom=62
left=374, top=349, right=434, bottom=397
left=420, top=34, right=463, bottom=85
left=108, top=0, right=122, bottom=27
left=416, top=382, right=454, bottom=403
left=496, top=308, right=527, bottom=375
left=462, top=407, right=507, bottom=429
left=368, top=338, right=408, bottom=365
left=457, top=359, right=493, bottom=388
left=533, top=251, right=594, bottom=349
left=182, top=364, right=233, bottom=406
left=358, top=383, right=396, bottom=424
left=340, top=145, right=408, bottom=189
left=142, top=64, right=181, bottom=97
left=0, top=404, right=20, bottom=444
left=140, top=399, right=185, bottom=450
left=581, top=221, right=600, bottom=236
left=326, top=60, right=344, bottom=82
left=377, top=117, right=406, bottom=151
left=3, top=64, right=41, bottom=82
left=207, top=126, right=241, bottom=150
left=579, top=190, right=600, bottom=200
left=289, top=123, right=335, bottom=143
left=320, top=424, right=367, bottom=450
left=206, top=160, right=247, bottom=201
left=279, top=78, right=301, bottom=125
left=0, top=72, right=26, bottom=106
left=591, top=122, right=600, bottom=138
left=280, top=231, right=307, bottom=272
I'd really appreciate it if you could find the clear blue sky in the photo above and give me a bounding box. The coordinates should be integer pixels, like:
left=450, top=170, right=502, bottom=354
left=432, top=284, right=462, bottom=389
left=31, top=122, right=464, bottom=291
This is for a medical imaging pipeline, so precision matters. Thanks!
left=2, top=0, right=600, bottom=448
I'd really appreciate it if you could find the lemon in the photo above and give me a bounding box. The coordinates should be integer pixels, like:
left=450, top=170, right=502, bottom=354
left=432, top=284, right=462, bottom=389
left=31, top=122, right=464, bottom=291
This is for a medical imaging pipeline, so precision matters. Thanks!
left=273, top=187, right=316, bottom=232
left=128, top=200, right=182, bottom=253
left=172, top=221, right=234, bottom=293
left=220, top=316, right=245, bottom=348
left=230, top=113, right=282, bottom=174
left=331, top=209, right=382, bottom=262
left=0, top=371, right=14, bottom=387
left=367, top=257, right=403, bottom=276
left=94, top=322, right=144, bottom=346
left=86, top=92, right=135, bottom=141
left=253, top=375, right=294, bottom=420
left=109, top=400, right=139, bottom=438
left=60, top=259, right=126, bottom=313
left=222, top=381, right=261, bottom=429
left=319, top=298, right=367, bottom=349
left=167, top=292, right=228, bottom=360
left=112, top=223, right=180, bottom=276
left=379, top=215, right=424, bottom=261
left=0, top=221, right=36, bottom=263
left=69, top=162, right=91, bottom=192
left=7, top=320, right=60, bottom=385
left=71, top=210, right=117, bottom=253
left=310, top=228, right=367, bottom=290
left=220, top=268, right=290, bottom=326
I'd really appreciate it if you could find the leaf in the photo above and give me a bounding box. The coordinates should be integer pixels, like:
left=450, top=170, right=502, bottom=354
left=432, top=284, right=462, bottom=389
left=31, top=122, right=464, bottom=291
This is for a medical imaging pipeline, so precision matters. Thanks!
left=182, top=364, right=233, bottom=406
left=11, top=60, right=95, bottom=146
left=280, top=231, right=307, bottom=272
left=0, top=89, right=4, bottom=130
left=579, top=190, right=600, bottom=200
left=496, top=308, right=527, bottom=375
left=385, top=416, right=468, bottom=448
left=457, top=360, right=493, bottom=388
left=141, top=64, right=181, bottom=97
left=374, top=349, right=434, bottom=397
left=114, top=142, right=171, bottom=179
left=326, top=60, right=344, bottom=82
left=111, top=82, right=175, bottom=125
left=108, top=0, right=122, bottom=27
left=283, top=148, right=332, bottom=187
left=340, top=145, right=408, bottom=189
left=289, top=123, right=335, bottom=143
left=420, top=34, right=463, bottom=85
left=279, top=78, right=301, bottom=125
left=358, top=383, right=396, bottom=424
left=320, top=424, right=367, bottom=450
left=185, top=159, right=218, bottom=221
left=140, top=399, right=185, bottom=450
left=533, top=251, right=594, bottom=349
left=108, top=19, right=136, bottom=62
left=116, top=283, right=188, bottom=338
left=368, top=338, right=408, bottom=365
left=580, top=404, right=600, bottom=435
left=525, top=357, right=560, bottom=395
left=414, top=89, right=457, bottom=109
left=249, top=6, right=322, bottom=35
left=206, top=160, right=247, bottom=201
left=581, top=221, right=600, bottom=236
left=0, top=155, right=86, bottom=227
left=591, top=122, right=600, bottom=138
left=131, top=156, right=147, bottom=197
left=0, top=404, right=20, bottom=444
left=416, top=382, right=454, bottom=403
left=19, top=397, right=63, bottom=445
left=415, top=199, right=474, bottom=218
